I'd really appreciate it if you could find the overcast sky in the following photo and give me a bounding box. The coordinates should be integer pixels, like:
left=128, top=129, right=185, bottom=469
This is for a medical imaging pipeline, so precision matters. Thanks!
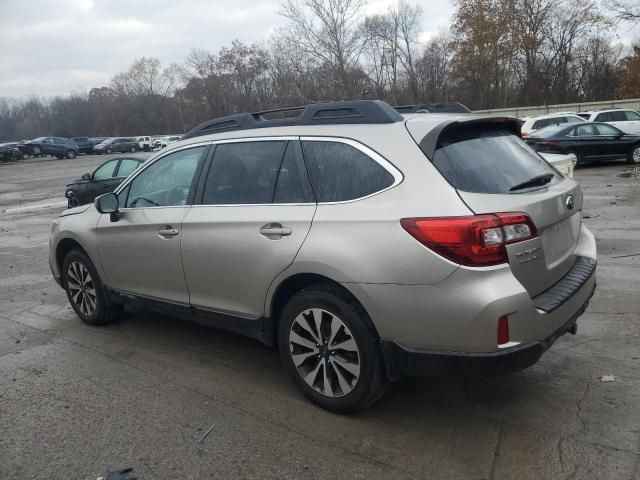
left=0, top=0, right=637, bottom=98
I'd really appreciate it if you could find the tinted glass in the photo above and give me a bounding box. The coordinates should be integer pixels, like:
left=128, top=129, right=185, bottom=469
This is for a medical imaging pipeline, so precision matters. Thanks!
left=595, top=112, right=611, bottom=122
left=93, top=160, right=119, bottom=180
left=566, top=116, right=583, bottom=124
left=575, top=125, right=597, bottom=136
left=202, top=141, right=286, bottom=205
left=609, top=111, right=627, bottom=121
left=126, top=146, right=204, bottom=208
left=54, top=137, right=65, bottom=143
left=624, top=111, right=640, bottom=121
left=432, top=128, right=559, bottom=194
left=117, top=159, right=140, bottom=177
left=274, top=143, right=313, bottom=203
left=533, top=119, right=550, bottom=129
left=302, top=141, right=394, bottom=202
left=595, top=124, right=621, bottom=136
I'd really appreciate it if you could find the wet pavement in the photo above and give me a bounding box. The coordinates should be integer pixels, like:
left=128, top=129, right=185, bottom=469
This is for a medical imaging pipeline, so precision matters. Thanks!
left=1, top=155, right=639, bottom=479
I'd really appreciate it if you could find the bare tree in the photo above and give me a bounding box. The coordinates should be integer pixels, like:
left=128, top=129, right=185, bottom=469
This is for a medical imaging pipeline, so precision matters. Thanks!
left=278, top=0, right=367, bottom=97
left=605, top=0, right=640, bottom=22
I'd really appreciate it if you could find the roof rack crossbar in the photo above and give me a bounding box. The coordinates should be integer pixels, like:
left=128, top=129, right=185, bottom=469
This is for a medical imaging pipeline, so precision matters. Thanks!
left=182, top=100, right=403, bottom=139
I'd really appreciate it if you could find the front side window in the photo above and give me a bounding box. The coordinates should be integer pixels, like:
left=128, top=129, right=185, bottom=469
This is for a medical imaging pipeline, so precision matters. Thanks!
left=202, top=141, right=287, bottom=205
left=624, top=110, right=640, bottom=121
left=93, top=160, right=119, bottom=180
left=595, top=112, right=611, bottom=122
left=302, top=141, right=395, bottom=202
left=125, top=146, right=205, bottom=208
left=595, top=124, right=622, bottom=136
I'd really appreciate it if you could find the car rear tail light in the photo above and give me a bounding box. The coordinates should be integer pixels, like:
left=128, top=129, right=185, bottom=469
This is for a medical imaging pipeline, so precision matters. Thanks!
left=521, top=131, right=528, bottom=137
left=400, top=213, right=537, bottom=267
left=497, top=315, right=510, bottom=345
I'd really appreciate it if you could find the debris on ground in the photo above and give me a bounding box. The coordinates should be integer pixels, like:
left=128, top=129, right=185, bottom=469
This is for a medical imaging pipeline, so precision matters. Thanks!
left=198, top=424, right=215, bottom=443
left=600, top=375, right=617, bottom=382
left=98, top=467, right=136, bottom=480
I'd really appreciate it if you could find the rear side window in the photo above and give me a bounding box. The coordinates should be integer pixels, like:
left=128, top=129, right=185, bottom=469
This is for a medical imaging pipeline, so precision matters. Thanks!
left=595, top=112, right=611, bottom=122
left=575, top=125, right=597, bottom=136
left=301, top=141, right=394, bottom=202
left=202, top=141, right=286, bottom=205
left=532, top=119, right=550, bottom=130
left=431, top=128, right=559, bottom=194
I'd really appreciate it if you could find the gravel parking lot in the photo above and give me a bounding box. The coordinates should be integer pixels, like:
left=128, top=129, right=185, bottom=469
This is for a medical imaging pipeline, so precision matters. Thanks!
left=1, top=154, right=639, bottom=479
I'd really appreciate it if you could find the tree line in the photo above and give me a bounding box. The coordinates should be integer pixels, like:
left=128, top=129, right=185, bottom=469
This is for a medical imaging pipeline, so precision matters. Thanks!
left=1, top=0, right=639, bottom=140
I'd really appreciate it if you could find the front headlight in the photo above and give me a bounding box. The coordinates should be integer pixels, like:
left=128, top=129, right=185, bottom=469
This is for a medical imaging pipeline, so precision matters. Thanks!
left=51, top=218, right=60, bottom=234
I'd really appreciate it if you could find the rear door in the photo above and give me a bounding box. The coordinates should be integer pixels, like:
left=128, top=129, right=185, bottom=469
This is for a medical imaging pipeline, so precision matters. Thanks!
left=407, top=119, right=582, bottom=297
left=181, top=138, right=316, bottom=318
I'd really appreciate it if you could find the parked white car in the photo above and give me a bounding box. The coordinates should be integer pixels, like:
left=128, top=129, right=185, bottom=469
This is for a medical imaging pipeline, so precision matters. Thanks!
left=521, top=113, right=585, bottom=137
left=540, top=152, right=575, bottom=178
left=577, top=109, right=640, bottom=135
left=135, top=136, right=153, bottom=152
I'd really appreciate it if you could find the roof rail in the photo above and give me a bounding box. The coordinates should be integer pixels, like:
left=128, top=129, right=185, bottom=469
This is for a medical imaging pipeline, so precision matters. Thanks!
left=394, top=102, right=472, bottom=114
left=182, top=100, right=403, bottom=139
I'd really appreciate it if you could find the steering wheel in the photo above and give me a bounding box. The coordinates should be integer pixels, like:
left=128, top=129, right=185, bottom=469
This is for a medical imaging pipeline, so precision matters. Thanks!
left=166, top=184, right=190, bottom=205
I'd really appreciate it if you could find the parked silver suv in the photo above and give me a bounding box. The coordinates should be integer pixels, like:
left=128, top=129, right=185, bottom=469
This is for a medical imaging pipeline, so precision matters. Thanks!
left=49, top=101, right=597, bottom=412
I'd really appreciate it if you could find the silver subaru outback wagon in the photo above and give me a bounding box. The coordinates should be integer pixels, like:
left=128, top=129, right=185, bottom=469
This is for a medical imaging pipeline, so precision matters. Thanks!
left=49, top=100, right=597, bottom=412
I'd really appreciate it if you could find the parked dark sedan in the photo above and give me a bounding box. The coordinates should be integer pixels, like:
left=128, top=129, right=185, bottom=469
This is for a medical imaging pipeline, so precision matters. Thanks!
left=65, top=157, right=145, bottom=207
left=93, top=137, right=138, bottom=154
left=0, top=142, right=25, bottom=161
left=21, top=137, right=80, bottom=159
left=525, top=122, right=640, bottom=166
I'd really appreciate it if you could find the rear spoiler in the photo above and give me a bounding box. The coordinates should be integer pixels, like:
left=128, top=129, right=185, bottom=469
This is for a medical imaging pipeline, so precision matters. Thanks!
left=418, top=116, right=523, bottom=159
left=394, top=102, right=472, bottom=114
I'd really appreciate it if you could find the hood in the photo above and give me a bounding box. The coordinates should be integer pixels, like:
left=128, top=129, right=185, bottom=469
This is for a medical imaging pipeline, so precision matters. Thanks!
left=60, top=204, right=92, bottom=217
left=67, top=177, right=91, bottom=187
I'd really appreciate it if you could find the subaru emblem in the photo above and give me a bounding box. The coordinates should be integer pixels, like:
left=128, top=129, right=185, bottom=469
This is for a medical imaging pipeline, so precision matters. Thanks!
left=566, top=195, right=575, bottom=210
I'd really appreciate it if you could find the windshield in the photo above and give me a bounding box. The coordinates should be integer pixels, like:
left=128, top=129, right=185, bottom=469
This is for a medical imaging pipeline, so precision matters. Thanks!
left=432, top=128, right=561, bottom=194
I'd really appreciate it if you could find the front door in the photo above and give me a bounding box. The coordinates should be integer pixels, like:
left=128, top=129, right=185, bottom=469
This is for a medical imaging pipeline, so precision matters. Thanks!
left=181, top=139, right=316, bottom=318
left=97, top=145, right=208, bottom=304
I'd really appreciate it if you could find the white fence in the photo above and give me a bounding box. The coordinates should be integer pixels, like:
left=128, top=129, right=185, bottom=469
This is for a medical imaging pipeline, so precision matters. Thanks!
left=474, top=98, right=640, bottom=118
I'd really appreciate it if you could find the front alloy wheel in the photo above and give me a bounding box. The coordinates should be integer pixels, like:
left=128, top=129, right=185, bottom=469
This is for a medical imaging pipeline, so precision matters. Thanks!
left=66, top=261, right=97, bottom=317
left=289, top=308, right=360, bottom=398
left=62, top=250, right=121, bottom=326
left=631, top=145, right=640, bottom=165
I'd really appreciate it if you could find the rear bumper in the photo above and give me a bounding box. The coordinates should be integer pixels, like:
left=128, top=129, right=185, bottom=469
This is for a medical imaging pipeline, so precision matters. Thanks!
left=381, top=280, right=595, bottom=379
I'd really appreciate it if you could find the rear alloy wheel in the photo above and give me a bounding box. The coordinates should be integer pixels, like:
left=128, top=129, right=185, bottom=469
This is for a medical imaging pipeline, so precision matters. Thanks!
left=568, top=150, right=582, bottom=167
left=630, top=145, right=640, bottom=165
left=66, top=150, right=76, bottom=159
left=33, top=146, right=41, bottom=156
left=62, top=249, right=121, bottom=326
left=106, top=148, right=112, bottom=155
left=130, top=146, right=137, bottom=153
left=278, top=284, right=387, bottom=413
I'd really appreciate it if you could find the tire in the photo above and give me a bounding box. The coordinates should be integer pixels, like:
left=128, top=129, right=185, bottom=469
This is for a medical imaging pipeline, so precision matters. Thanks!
left=62, top=249, right=121, bottom=326
left=66, top=150, right=76, bottom=159
left=33, top=146, right=41, bottom=155
left=629, top=145, right=640, bottom=165
left=67, top=193, right=78, bottom=209
left=106, top=148, right=112, bottom=155
left=130, top=146, right=137, bottom=153
left=568, top=149, right=583, bottom=167
left=21, top=153, right=28, bottom=160
left=278, top=283, right=387, bottom=413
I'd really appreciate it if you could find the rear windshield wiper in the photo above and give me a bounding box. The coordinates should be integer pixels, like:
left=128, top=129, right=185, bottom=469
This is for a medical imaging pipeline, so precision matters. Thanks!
left=510, top=173, right=555, bottom=192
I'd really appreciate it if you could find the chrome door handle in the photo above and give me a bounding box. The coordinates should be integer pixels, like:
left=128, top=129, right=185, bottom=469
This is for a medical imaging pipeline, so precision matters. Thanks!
left=158, top=227, right=179, bottom=237
left=260, top=223, right=292, bottom=238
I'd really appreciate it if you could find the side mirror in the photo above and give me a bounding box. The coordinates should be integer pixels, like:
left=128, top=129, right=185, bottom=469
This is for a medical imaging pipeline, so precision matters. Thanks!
left=82, top=173, right=91, bottom=180
left=95, top=192, right=120, bottom=221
